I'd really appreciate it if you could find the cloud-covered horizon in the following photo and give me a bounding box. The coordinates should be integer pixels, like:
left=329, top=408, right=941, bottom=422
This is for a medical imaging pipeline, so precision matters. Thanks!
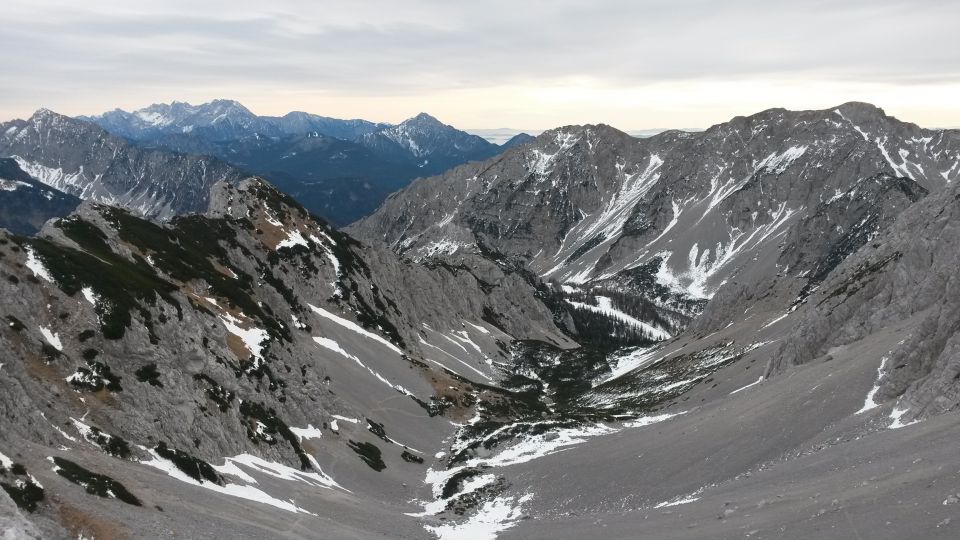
left=3, top=0, right=959, bottom=129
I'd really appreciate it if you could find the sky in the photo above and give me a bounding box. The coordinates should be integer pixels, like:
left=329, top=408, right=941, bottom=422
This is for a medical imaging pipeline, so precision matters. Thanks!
left=2, top=0, right=960, bottom=131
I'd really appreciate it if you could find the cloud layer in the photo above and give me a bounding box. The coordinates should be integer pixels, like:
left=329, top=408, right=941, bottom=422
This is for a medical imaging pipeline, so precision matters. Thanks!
left=3, top=0, right=959, bottom=128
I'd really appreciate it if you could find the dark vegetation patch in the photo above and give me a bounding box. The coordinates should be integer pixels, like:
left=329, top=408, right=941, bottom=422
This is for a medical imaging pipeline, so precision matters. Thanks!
left=441, top=467, right=488, bottom=499
left=80, top=426, right=131, bottom=459
left=592, top=257, right=706, bottom=317
left=0, top=461, right=44, bottom=512
left=106, top=209, right=289, bottom=343
left=505, top=340, right=615, bottom=407
left=154, top=442, right=222, bottom=485
left=565, top=234, right=606, bottom=264
left=565, top=303, right=660, bottom=348
left=135, top=363, right=163, bottom=387
left=589, top=341, right=745, bottom=412
left=448, top=477, right=507, bottom=516
left=26, top=219, right=180, bottom=340
left=52, top=457, right=141, bottom=506
left=401, top=450, right=424, bottom=464
left=67, top=360, right=122, bottom=392
left=239, top=401, right=310, bottom=469
left=365, top=419, right=393, bottom=445
left=40, top=342, right=62, bottom=362
left=5, top=315, right=25, bottom=332
left=818, top=252, right=903, bottom=306
left=347, top=441, right=386, bottom=471
left=193, top=374, right=234, bottom=411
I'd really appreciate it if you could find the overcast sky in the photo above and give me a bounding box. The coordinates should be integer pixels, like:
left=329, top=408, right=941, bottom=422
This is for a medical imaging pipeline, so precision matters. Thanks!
left=3, top=0, right=959, bottom=130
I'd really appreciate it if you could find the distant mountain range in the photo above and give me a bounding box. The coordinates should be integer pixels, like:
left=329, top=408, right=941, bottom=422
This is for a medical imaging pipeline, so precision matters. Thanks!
left=80, top=100, right=524, bottom=225
left=467, top=127, right=704, bottom=144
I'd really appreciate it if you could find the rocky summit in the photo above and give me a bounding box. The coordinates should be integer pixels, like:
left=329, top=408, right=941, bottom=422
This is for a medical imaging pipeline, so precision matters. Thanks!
left=2, top=103, right=960, bottom=540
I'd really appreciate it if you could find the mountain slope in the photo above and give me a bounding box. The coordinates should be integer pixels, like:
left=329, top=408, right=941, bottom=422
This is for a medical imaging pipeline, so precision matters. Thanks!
left=0, top=109, right=245, bottom=220
left=351, top=103, right=960, bottom=334
left=360, top=112, right=502, bottom=173
left=0, top=158, right=80, bottom=235
left=0, top=176, right=577, bottom=537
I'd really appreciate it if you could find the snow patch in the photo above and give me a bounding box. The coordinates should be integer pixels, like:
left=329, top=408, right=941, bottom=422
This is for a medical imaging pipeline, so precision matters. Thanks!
left=308, top=303, right=402, bottom=354
left=729, top=376, right=764, bottom=395
left=39, top=326, right=63, bottom=350
left=425, top=494, right=533, bottom=540
left=599, top=346, right=663, bottom=384
left=288, top=425, right=324, bottom=442
left=24, top=246, right=54, bottom=283
left=761, top=313, right=789, bottom=329
left=276, top=229, right=309, bottom=250
left=888, top=404, right=919, bottom=430
left=139, top=448, right=319, bottom=514
left=218, top=314, right=269, bottom=359
left=655, top=496, right=700, bottom=508
left=81, top=287, right=98, bottom=306
left=312, top=335, right=416, bottom=397
left=856, top=356, right=889, bottom=414
left=0, top=450, right=13, bottom=469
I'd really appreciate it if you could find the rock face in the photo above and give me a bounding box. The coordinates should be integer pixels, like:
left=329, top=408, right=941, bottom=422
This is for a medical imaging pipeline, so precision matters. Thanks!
left=83, top=101, right=504, bottom=225
left=0, top=158, right=80, bottom=235
left=768, top=175, right=960, bottom=422
left=0, top=110, right=244, bottom=221
left=351, top=103, right=960, bottom=309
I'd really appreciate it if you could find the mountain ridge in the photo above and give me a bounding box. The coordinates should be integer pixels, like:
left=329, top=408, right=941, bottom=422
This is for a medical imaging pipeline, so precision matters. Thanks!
left=79, top=100, right=509, bottom=225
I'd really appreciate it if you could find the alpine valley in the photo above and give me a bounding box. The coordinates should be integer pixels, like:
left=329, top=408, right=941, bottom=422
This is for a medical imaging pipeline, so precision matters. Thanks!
left=2, top=101, right=960, bottom=540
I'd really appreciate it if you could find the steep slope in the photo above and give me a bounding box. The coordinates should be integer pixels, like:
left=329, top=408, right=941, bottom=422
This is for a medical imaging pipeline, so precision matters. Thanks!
left=768, top=173, right=960, bottom=421
left=0, top=110, right=244, bottom=220
left=351, top=103, right=960, bottom=333
left=350, top=147, right=960, bottom=539
left=465, top=148, right=960, bottom=540
left=0, top=158, right=80, bottom=235
left=0, top=176, right=582, bottom=537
